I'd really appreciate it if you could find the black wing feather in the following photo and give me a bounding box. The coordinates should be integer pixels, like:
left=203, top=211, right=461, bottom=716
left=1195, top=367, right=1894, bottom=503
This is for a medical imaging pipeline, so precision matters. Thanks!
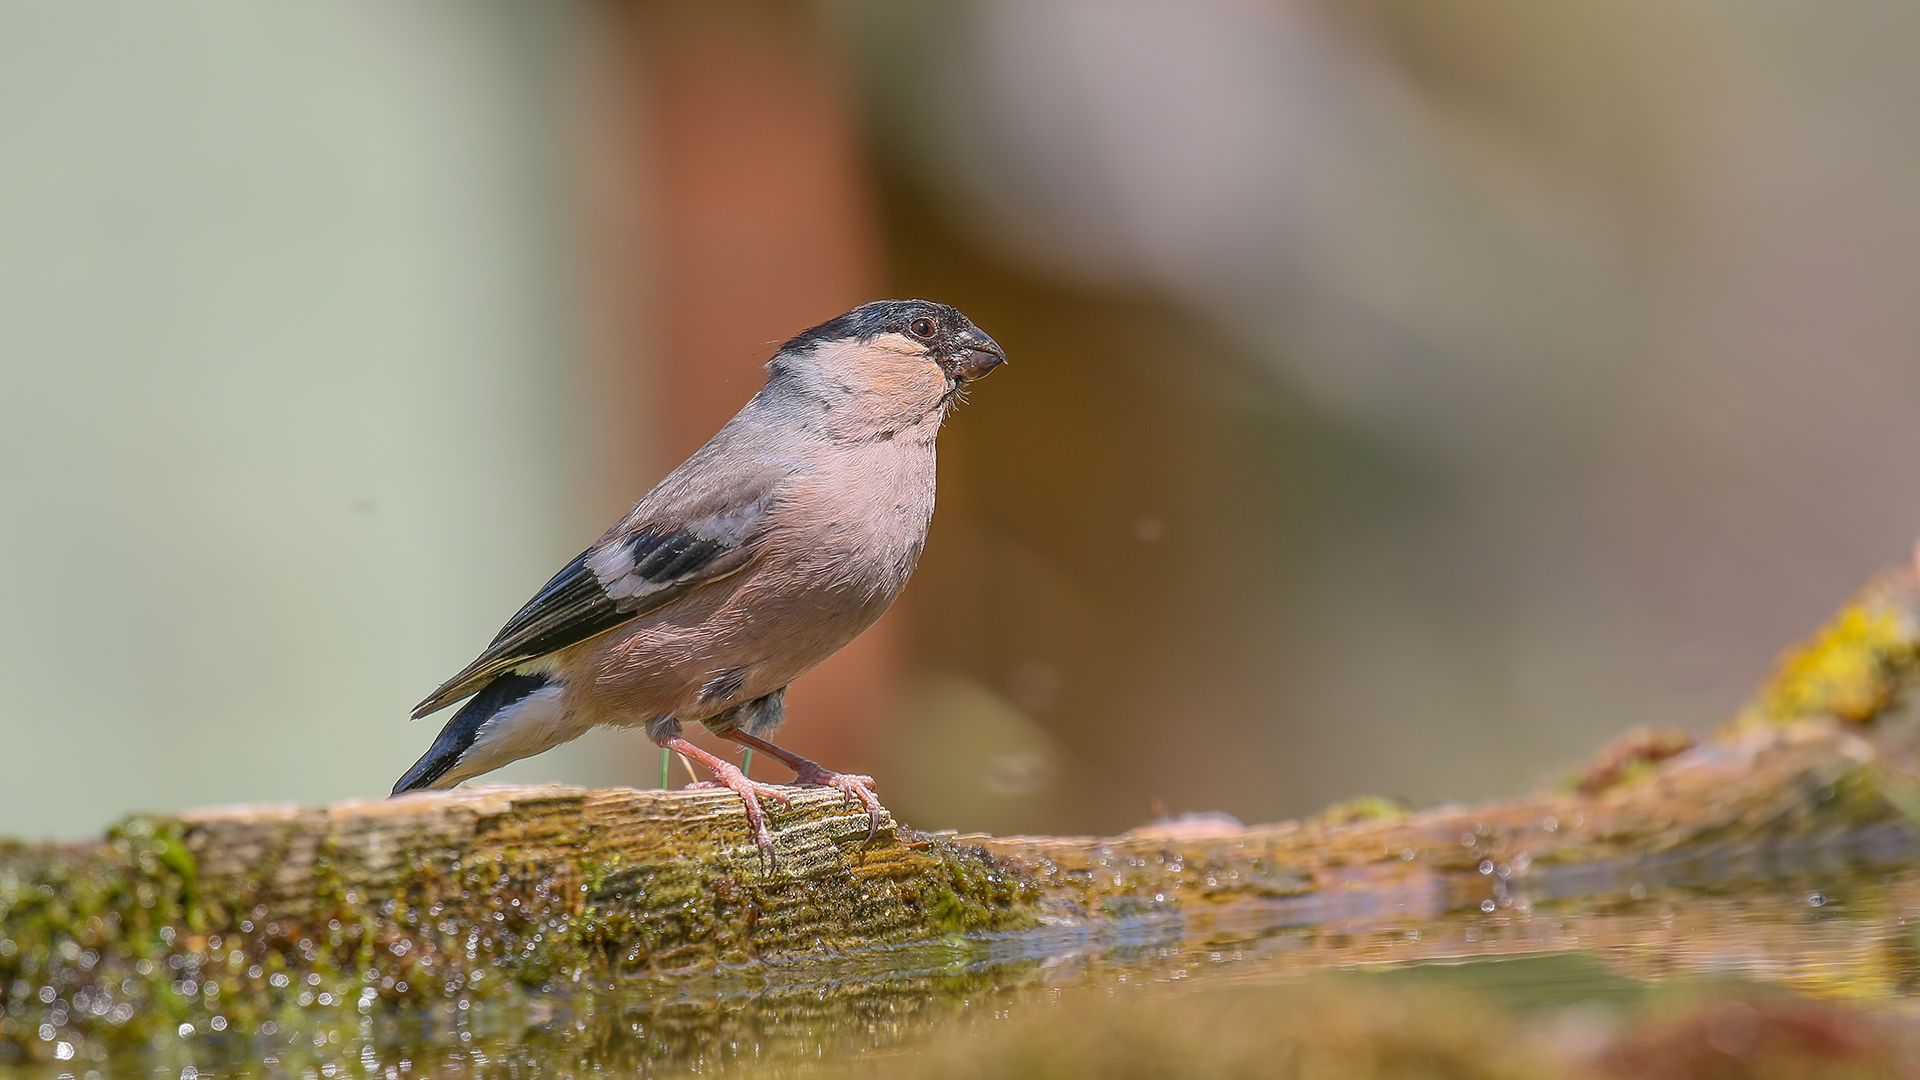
left=490, top=550, right=640, bottom=662
left=411, top=502, right=771, bottom=719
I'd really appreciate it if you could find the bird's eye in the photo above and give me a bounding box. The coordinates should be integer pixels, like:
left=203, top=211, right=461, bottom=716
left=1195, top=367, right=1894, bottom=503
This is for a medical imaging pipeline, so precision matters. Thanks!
left=907, top=317, right=937, bottom=340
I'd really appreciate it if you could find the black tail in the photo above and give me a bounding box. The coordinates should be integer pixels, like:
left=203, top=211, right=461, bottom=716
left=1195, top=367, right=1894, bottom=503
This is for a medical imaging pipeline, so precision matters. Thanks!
left=391, top=672, right=551, bottom=795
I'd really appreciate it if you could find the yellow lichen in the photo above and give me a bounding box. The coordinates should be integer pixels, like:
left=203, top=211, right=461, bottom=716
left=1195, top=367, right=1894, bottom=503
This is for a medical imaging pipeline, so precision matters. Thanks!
left=1739, top=597, right=1920, bottom=728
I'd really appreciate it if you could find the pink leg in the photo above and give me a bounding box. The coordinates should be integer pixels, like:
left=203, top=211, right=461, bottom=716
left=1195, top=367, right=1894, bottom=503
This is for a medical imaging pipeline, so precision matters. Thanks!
left=723, top=731, right=885, bottom=842
left=661, top=734, right=792, bottom=866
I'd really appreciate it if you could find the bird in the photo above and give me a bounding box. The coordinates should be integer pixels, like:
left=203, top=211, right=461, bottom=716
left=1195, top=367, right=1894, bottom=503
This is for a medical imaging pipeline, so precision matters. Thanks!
left=391, top=299, right=1006, bottom=862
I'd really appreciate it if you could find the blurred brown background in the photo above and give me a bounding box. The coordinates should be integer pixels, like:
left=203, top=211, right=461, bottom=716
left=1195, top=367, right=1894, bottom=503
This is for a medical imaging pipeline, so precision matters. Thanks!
left=3, top=0, right=1918, bottom=839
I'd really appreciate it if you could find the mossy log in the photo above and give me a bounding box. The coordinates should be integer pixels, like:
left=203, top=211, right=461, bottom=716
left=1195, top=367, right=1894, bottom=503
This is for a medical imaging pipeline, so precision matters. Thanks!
left=4, top=544, right=1920, bottom=1065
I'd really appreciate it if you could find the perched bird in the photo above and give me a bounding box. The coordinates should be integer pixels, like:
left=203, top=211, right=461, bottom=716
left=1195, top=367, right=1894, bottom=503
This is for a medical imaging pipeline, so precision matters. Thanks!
left=393, top=299, right=1006, bottom=860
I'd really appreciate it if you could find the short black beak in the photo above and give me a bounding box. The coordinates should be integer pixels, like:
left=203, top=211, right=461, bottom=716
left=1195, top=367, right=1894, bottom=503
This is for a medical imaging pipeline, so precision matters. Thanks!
left=944, top=327, right=1006, bottom=382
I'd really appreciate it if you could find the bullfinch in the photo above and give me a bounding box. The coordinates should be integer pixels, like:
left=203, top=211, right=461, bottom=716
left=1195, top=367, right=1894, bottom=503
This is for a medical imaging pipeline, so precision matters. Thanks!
left=393, top=299, right=1007, bottom=862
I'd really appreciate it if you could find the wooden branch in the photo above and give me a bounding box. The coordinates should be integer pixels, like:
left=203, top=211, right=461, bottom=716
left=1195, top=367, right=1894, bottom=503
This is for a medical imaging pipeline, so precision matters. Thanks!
left=4, top=543, right=1919, bottom=1066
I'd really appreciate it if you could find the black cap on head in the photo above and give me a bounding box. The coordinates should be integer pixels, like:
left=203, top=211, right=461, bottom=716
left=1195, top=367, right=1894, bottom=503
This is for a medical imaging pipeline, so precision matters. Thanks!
left=782, top=299, right=1006, bottom=382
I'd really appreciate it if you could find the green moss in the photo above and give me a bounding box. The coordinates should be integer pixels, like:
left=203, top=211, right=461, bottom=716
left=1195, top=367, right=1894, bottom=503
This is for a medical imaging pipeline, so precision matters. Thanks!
left=0, top=819, right=211, bottom=1050
left=1823, top=761, right=1899, bottom=827
left=1876, top=767, right=1920, bottom=831
left=916, top=837, right=1039, bottom=936
left=1568, top=727, right=1698, bottom=796
left=1, top=806, right=1046, bottom=1067
left=1308, top=795, right=1411, bottom=826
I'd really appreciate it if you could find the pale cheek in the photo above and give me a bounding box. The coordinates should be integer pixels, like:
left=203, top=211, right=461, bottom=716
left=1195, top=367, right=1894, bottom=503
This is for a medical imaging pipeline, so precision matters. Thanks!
left=812, top=335, right=947, bottom=401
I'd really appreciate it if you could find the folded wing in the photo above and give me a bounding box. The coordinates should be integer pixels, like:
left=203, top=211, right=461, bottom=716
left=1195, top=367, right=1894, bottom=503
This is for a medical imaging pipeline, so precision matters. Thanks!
left=412, top=482, right=780, bottom=718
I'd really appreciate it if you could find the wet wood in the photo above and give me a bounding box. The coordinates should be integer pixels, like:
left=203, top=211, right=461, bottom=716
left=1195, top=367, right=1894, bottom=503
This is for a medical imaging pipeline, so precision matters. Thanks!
left=5, top=544, right=1920, bottom=1063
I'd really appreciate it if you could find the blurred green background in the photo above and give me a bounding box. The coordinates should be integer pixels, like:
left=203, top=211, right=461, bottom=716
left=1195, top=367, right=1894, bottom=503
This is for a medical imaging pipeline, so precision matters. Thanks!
left=3, top=0, right=1918, bottom=840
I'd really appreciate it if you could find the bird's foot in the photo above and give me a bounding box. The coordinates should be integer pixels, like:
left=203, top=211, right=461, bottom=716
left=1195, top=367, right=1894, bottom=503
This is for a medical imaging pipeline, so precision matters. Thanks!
left=792, top=765, right=885, bottom=843
left=725, top=732, right=888, bottom=844
left=664, top=738, right=791, bottom=868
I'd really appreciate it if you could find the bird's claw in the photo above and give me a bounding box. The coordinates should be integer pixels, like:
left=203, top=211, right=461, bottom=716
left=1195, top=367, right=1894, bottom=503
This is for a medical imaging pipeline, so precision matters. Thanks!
left=686, top=766, right=793, bottom=870
left=792, top=766, right=885, bottom=843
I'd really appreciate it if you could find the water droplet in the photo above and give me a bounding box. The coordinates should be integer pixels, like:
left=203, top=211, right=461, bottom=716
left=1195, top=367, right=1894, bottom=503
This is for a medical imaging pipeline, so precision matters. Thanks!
left=1808, top=892, right=1827, bottom=907
left=1478, top=860, right=1495, bottom=875
left=1479, top=899, right=1496, bottom=913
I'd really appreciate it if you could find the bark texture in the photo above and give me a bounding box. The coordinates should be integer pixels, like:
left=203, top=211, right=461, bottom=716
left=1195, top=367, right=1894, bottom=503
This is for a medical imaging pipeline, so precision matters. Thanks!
left=4, top=544, right=1920, bottom=1065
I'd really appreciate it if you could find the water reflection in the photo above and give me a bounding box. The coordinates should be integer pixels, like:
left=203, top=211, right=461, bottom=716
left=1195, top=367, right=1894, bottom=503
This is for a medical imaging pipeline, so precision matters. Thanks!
left=14, top=826, right=1920, bottom=1077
